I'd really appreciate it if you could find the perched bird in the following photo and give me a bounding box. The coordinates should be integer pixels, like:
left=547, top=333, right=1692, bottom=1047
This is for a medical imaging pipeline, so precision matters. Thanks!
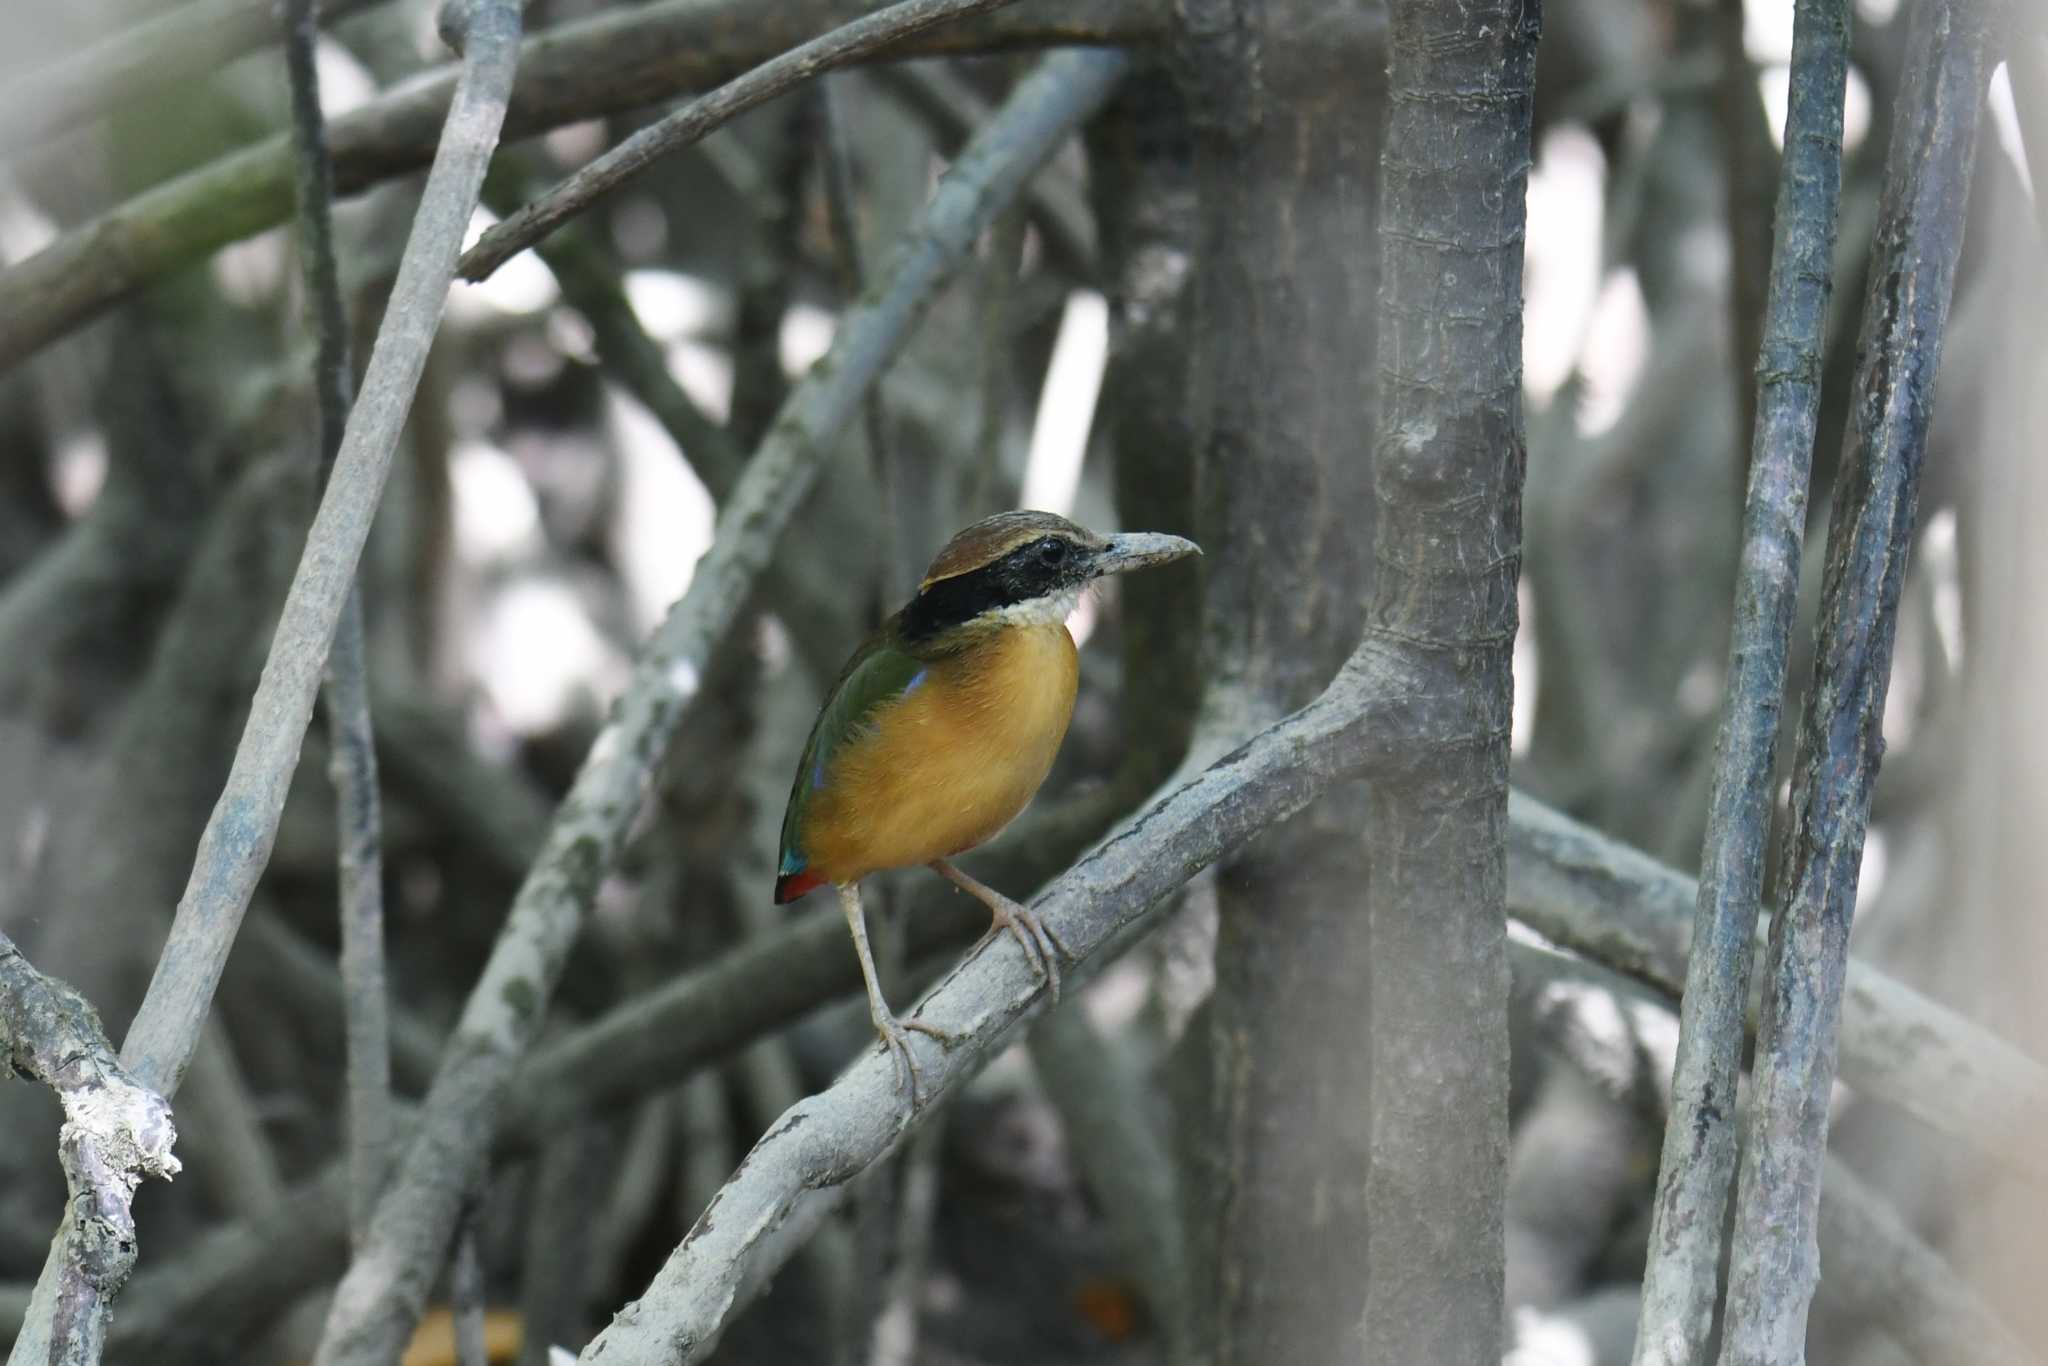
left=775, top=510, right=1198, bottom=1100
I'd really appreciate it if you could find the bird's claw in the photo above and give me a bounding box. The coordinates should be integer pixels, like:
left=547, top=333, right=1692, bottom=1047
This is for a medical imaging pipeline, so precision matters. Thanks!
left=872, top=1009, right=956, bottom=1107
left=990, top=900, right=1068, bottom=1004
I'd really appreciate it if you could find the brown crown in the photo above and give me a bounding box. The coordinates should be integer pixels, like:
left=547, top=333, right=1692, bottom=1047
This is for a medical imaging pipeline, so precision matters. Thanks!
left=917, top=510, right=1105, bottom=591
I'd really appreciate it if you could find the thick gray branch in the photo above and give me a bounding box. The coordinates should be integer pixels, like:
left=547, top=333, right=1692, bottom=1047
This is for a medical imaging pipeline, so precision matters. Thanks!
left=1, top=932, right=180, bottom=1366
left=1632, top=0, right=1851, bottom=1358
left=1360, top=0, right=1539, bottom=1356
left=308, top=48, right=1129, bottom=1366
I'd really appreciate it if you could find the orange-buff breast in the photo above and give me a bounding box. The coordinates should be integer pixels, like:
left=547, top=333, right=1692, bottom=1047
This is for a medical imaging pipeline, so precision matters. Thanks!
left=798, top=623, right=1079, bottom=886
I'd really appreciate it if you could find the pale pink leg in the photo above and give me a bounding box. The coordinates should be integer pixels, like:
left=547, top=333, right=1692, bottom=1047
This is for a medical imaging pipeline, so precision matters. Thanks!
left=928, top=859, right=1066, bottom=1002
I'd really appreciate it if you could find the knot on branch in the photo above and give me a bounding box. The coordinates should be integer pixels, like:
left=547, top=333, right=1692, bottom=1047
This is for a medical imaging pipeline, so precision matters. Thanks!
left=1, top=932, right=180, bottom=1299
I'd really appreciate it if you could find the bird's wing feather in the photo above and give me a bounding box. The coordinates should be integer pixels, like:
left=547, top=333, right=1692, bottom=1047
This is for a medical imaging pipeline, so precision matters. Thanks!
left=777, top=632, right=929, bottom=883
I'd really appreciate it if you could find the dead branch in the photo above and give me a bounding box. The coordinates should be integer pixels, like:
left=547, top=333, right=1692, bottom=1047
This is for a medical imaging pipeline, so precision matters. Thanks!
left=308, top=47, right=1130, bottom=1366
left=1, top=931, right=179, bottom=1366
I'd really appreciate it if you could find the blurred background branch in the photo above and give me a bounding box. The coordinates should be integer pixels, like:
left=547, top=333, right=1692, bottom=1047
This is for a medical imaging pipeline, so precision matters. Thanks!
left=1, top=0, right=2044, bottom=1361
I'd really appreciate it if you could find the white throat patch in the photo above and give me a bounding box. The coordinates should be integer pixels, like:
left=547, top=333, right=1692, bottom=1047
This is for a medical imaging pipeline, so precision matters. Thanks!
left=984, top=585, right=1084, bottom=629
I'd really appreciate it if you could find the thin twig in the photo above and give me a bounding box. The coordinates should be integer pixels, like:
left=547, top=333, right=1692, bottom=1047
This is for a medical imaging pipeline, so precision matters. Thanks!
left=237, top=911, right=442, bottom=1093
left=14, top=0, right=522, bottom=1342
left=1718, top=0, right=1994, bottom=1352
left=0, top=0, right=390, bottom=159
left=180, top=1020, right=287, bottom=1222
left=0, top=0, right=1159, bottom=370
left=1630, top=0, right=1851, bottom=1359
left=525, top=217, right=849, bottom=682
left=283, top=0, right=392, bottom=1251
left=519, top=1124, right=608, bottom=1363
left=458, top=0, right=1034, bottom=281
left=309, top=49, right=1130, bottom=1366
left=966, top=206, right=1027, bottom=514
left=1, top=931, right=181, bottom=1366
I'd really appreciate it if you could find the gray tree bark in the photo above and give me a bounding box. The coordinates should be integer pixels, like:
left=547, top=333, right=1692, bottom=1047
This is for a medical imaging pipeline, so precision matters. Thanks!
left=1174, top=0, right=1386, bottom=1358
left=1360, top=0, right=1539, bottom=1358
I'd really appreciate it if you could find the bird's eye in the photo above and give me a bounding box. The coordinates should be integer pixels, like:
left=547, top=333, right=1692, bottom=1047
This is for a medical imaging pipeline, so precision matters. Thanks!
left=1037, top=538, right=1066, bottom=566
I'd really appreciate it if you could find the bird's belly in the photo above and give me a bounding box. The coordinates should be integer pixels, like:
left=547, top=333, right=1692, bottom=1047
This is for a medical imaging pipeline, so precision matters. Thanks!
left=805, top=626, right=1078, bottom=881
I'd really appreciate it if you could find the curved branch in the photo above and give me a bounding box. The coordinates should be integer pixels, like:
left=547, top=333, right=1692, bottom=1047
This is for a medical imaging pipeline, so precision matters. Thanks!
left=579, top=639, right=1416, bottom=1362
left=308, top=48, right=1131, bottom=1366
left=1, top=932, right=180, bottom=1366
left=459, top=0, right=1033, bottom=280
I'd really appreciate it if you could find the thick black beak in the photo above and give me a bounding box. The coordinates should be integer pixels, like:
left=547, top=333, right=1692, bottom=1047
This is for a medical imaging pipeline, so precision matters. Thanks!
left=1090, top=531, right=1201, bottom=576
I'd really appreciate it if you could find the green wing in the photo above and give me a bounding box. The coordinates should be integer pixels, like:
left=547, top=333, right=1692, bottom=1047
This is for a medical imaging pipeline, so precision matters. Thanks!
left=777, top=632, right=930, bottom=882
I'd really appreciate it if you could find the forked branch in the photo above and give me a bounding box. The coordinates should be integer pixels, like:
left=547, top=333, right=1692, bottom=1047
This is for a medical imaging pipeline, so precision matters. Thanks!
left=1, top=933, right=180, bottom=1366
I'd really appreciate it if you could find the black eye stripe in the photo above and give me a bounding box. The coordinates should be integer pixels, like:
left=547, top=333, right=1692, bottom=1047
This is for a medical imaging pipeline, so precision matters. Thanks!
left=900, top=537, right=1081, bottom=641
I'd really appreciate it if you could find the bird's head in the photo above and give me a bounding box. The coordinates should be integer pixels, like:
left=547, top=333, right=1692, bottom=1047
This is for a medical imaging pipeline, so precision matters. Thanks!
left=899, top=511, right=1199, bottom=644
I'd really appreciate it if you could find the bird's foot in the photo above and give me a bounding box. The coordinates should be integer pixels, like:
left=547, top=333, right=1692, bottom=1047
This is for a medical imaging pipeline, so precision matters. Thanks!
left=987, top=896, right=1068, bottom=1004
left=872, top=1007, right=956, bottom=1107
left=927, top=860, right=1069, bottom=1003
